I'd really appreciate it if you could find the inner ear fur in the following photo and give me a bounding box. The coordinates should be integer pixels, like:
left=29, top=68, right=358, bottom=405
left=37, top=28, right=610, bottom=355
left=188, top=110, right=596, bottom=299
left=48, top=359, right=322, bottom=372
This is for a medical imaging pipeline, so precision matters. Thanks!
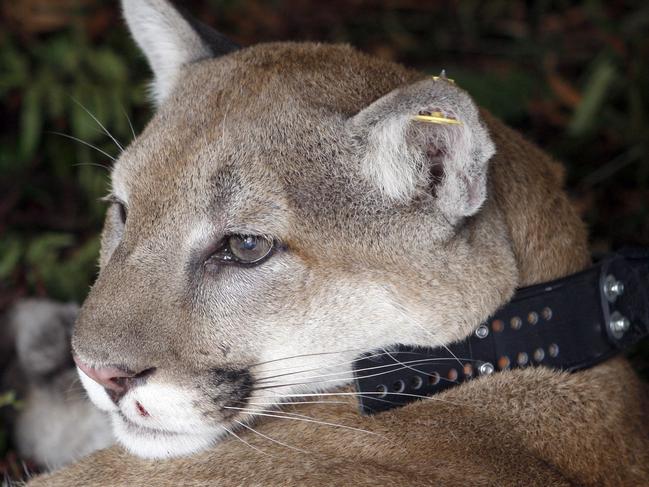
left=348, top=77, right=495, bottom=221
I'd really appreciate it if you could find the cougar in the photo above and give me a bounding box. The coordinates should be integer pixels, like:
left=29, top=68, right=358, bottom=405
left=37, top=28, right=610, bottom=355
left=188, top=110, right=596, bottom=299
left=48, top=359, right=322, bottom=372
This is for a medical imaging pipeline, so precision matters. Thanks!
left=30, top=0, right=649, bottom=485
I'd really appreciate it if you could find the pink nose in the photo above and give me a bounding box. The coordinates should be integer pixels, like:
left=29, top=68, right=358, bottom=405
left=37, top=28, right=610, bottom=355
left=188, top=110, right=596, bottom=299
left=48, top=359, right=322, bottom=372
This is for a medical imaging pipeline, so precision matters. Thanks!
left=74, top=356, right=156, bottom=404
left=73, top=355, right=136, bottom=392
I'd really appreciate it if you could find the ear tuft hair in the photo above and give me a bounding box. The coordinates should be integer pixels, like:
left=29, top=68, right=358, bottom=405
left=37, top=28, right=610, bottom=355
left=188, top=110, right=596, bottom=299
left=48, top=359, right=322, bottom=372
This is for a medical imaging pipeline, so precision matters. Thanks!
left=348, top=78, right=495, bottom=221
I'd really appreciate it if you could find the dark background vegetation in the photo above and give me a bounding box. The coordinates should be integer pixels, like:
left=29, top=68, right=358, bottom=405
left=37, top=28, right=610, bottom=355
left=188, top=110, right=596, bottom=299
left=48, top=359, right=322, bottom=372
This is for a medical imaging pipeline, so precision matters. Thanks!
left=1, top=0, right=648, bottom=480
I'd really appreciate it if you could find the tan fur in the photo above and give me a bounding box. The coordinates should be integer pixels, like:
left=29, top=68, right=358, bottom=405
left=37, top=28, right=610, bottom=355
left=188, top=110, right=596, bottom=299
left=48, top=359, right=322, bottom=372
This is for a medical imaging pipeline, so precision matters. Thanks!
left=30, top=30, right=648, bottom=487
left=31, top=360, right=649, bottom=486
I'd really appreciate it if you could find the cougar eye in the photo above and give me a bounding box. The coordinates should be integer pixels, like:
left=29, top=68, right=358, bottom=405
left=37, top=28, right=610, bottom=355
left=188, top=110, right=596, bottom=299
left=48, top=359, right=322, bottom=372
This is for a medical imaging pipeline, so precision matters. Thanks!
left=105, top=194, right=127, bottom=225
left=115, top=202, right=127, bottom=224
left=208, top=235, right=275, bottom=267
left=229, top=235, right=273, bottom=263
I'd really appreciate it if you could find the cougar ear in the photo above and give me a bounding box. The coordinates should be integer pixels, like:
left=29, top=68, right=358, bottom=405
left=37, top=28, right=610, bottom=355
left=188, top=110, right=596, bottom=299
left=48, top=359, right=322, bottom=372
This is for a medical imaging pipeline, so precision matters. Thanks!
left=121, top=0, right=239, bottom=106
left=348, top=77, right=495, bottom=221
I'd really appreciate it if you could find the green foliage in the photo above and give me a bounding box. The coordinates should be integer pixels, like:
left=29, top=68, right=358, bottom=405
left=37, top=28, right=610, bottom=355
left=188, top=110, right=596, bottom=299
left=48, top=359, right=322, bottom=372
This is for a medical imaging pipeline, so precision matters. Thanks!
left=2, top=0, right=648, bottom=306
left=0, top=391, right=23, bottom=468
left=0, top=6, right=150, bottom=303
left=1, top=29, right=147, bottom=165
left=453, top=69, right=544, bottom=124
left=24, top=233, right=101, bottom=302
left=0, top=391, right=23, bottom=410
left=569, top=57, right=617, bottom=137
left=0, top=391, right=23, bottom=457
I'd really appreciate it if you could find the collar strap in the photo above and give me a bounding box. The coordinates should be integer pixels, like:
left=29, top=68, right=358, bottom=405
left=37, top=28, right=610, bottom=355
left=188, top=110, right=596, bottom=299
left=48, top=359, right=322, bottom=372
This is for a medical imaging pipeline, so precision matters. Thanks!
left=353, top=248, right=649, bottom=414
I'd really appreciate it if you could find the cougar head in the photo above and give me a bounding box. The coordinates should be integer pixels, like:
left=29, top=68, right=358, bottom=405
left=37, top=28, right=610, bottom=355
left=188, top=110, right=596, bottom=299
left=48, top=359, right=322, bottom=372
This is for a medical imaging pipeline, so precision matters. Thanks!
left=73, top=0, right=520, bottom=459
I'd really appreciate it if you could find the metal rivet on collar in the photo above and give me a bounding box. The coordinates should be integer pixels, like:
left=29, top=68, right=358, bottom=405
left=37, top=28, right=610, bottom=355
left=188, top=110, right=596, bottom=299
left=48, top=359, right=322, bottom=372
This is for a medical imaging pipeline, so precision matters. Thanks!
left=609, top=311, right=630, bottom=339
left=497, top=356, right=510, bottom=370
left=542, top=307, right=553, bottom=320
left=533, top=348, right=545, bottom=362
left=492, top=319, right=504, bottom=333
left=603, top=275, right=625, bottom=303
left=510, top=316, right=522, bottom=330
left=548, top=343, right=560, bottom=358
left=475, top=324, right=489, bottom=339
left=517, top=352, right=529, bottom=365
left=410, top=376, right=423, bottom=390
left=463, top=363, right=474, bottom=377
left=428, top=372, right=440, bottom=385
left=527, top=312, right=539, bottom=325
left=479, top=362, right=495, bottom=376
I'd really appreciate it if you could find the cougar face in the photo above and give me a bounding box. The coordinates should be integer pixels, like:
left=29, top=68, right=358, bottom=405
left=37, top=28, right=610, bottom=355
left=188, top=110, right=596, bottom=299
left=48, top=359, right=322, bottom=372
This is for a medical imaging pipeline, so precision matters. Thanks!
left=72, top=0, right=518, bottom=459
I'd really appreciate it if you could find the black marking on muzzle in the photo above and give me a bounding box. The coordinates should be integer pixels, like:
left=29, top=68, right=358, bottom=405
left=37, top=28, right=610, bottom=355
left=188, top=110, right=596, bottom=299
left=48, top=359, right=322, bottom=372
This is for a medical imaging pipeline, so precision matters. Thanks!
left=209, top=367, right=254, bottom=408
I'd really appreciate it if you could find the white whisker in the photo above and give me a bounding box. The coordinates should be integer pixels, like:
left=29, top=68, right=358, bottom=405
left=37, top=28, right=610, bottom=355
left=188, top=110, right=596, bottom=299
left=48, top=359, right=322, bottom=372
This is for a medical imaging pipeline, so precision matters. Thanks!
left=233, top=419, right=308, bottom=453
left=256, top=356, right=475, bottom=385
left=48, top=132, right=116, bottom=161
left=388, top=297, right=465, bottom=370
left=380, top=347, right=464, bottom=388
left=242, top=400, right=347, bottom=406
left=249, top=349, right=365, bottom=370
left=234, top=407, right=325, bottom=422
left=254, top=349, right=446, bottom=381
left=254, top=360, right=464, bottom=391
left=73, top=162, right=110, bottom=171
left=248, top=391, right=473, bottom=409
left=221, top=423, right=269, bottom=456
left=71, top=97, right=124, bottom=152
left=225, top=407, right=383, bottom=438
left=121, top=106, right=137, bottom=140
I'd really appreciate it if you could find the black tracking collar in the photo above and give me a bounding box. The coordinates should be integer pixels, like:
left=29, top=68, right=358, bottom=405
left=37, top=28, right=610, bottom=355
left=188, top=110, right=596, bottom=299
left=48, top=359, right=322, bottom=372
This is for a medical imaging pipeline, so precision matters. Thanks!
left=353, top=248, right=649, bottom=414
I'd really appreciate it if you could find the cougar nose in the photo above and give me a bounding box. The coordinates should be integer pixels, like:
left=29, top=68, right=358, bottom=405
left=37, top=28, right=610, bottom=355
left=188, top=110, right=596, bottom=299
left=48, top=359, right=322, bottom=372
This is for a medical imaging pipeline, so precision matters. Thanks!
left=73, top=356, right=154, bottom=403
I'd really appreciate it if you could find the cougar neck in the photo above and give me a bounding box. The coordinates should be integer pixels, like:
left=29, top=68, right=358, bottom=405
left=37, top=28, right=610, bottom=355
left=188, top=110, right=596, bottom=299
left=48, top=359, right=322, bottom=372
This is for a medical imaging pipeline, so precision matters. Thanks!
left=484, top=111, right=590, bottom=286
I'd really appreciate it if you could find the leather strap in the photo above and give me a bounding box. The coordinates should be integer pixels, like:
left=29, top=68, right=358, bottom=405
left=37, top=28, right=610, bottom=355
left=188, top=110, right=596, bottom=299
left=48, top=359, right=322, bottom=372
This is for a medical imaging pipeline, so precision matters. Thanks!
left=353, top=249, right=649, bottom=414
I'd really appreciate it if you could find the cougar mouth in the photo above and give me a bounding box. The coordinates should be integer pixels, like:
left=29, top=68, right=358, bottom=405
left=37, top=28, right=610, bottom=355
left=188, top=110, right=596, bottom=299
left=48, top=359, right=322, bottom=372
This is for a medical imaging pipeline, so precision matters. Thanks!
left=77, top=364, right=259, bottom=458
left=111, top=410, right=224, bottom=459
left=117, top=411, right=179, bottom=436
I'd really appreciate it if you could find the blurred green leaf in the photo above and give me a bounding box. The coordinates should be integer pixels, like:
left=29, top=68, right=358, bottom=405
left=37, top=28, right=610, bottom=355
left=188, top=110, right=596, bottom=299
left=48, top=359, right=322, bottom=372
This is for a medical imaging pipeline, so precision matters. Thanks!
left=19, top=84, right=43, bottom=159
left=25, top=233, right=74, bottom=268
left=77, top=164, right=110, bottom=219
left=23, top=233, right=101, bottom=301
left=0, top=238, right=23, bottom=282
left=0, top=390, right=23, bottom=409
left=452, top=68, right=542, bottom=123
left=0, top=43, right=28, bottom=96
left=569, top=58, right=617, bottom=136
left=71, top=85, right=101, bottom=143
left=43, top=36, right=81, bottom=74
left=52, top=236, right=101, bottom=301
left=46, top=81, right=66, bottom=120
left=87, top=49, right=127, bottom=82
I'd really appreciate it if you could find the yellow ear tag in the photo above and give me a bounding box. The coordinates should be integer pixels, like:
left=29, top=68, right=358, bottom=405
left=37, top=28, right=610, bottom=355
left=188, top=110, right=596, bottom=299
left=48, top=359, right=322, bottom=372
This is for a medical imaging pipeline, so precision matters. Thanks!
left=432, top=69, right=455, bottom=84
left=412, top=71, right=461, bottom=125
left=431, top=75, right=455, bottom=84
left=413, top=111, right=462, bottom=125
